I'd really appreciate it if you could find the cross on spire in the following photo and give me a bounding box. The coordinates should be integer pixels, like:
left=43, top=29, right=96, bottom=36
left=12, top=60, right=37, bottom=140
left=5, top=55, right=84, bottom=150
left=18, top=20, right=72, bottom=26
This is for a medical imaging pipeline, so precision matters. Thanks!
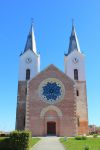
left=31, top=18, right=34, bottom=26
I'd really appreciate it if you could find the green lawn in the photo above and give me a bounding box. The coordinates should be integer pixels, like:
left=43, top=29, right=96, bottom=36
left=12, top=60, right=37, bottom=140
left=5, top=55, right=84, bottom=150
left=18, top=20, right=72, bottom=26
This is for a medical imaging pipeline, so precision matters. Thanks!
left=0, top=137, right=7, bottom=141
left=60, top=137, right=100, bottom=150
left=30, top=138, right=41, bottom=148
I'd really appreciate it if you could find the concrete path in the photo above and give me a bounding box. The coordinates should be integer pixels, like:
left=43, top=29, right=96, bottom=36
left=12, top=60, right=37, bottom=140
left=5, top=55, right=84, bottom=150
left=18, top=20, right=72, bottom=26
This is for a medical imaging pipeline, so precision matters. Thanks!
left=32, top=137, right=65, bottom=150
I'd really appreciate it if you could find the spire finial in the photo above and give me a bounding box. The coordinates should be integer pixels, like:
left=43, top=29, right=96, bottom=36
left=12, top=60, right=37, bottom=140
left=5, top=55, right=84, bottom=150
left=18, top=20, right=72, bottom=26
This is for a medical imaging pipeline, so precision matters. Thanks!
left=29, top=18, right=34, bottom=34
left=31, top=18, right=34, bottom=26
left=72, top=19, right=75, bottom=32
left=72, top=19, right=74, bottom=27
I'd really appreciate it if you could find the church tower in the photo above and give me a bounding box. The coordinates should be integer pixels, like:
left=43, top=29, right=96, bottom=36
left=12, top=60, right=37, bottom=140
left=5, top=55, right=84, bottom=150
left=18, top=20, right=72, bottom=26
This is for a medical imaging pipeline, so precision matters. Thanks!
left=18, top=24, right=40, bottom=81
left=16, top=24, right=40, bottom=130
left=64, top=24, right=88, bottom=134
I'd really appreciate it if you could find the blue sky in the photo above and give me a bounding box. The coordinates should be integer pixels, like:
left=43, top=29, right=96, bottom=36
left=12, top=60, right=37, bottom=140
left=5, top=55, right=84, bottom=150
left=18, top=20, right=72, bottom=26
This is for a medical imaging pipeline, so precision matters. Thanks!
left=0, top=0, right=100, bottom=131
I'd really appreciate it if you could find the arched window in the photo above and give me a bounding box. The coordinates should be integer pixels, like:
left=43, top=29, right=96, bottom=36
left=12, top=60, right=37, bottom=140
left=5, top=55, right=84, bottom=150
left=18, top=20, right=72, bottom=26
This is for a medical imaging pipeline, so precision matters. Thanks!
left=76, top=90, right=79, bottom=96
left=74, top=69, right=78, bottom=80
left=26, top=69, right=30, bottom=80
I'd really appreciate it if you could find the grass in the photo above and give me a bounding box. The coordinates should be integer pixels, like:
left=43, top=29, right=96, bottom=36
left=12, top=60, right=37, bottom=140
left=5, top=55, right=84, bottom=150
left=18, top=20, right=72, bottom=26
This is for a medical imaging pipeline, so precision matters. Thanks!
left=30, top=138, right=41, bottom=148
left=0, top=137, right=9, bottom=142
left=60, top=137, right=100, bottom=150
left=0, top=137, right=7, bottom=140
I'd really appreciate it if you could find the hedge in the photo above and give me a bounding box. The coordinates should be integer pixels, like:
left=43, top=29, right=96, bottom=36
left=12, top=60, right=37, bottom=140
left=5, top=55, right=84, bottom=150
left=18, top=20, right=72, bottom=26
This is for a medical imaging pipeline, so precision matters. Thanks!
left=75, top=136, right=87, bottom=140
left=0, top=131, right=31, bottom=150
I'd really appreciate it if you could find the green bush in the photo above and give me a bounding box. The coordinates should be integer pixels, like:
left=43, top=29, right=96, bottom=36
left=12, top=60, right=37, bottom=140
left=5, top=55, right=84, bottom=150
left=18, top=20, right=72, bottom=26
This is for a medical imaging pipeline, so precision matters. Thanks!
left=10, top=130, right=31, bottom=150
left=93, top=134, right=98, bottom=138
left=75, top=136, right=82, bottom=140
left=0, top=131, right=31, bottom=150
left=82, top=136, right=87, bottom=140
left=75, top=136, right=87, bottom=140
left=84, top=145, right=89, bottom=150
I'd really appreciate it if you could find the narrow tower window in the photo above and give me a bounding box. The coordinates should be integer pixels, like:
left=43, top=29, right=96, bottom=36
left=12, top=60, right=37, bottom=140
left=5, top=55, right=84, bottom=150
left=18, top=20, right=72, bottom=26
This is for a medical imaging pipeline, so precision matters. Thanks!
left=26, top=69, right=30, bottom=80
left=77, top=117, right=80, bottom=127
left=74, top=69, right=78, bottom=80
left=76, top=90, right=79, bottom=96
left=25, top=87, right=27, bottom=95
left=23, top=116, right=25, bottom=128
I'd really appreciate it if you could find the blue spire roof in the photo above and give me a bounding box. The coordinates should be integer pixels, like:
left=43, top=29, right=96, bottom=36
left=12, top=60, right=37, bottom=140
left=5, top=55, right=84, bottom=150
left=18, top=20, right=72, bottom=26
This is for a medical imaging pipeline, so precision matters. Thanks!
left=67, top=23, right=81, bottom=55
left=24, top=23, right=37, bottom=53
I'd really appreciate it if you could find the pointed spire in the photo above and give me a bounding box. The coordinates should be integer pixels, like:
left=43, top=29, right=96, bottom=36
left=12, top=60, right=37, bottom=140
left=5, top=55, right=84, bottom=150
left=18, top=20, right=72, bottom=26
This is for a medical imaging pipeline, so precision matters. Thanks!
left=68, top=22, right=81, bottom=54
left=24, top=22, right=37, bottom=53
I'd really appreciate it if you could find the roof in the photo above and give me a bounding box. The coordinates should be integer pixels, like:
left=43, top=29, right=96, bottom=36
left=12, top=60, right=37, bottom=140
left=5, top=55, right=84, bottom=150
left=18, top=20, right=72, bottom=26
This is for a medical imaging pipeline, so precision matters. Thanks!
left=24, top=23, right=37, bottom=54
left=66, top=23, right=81, bottom=55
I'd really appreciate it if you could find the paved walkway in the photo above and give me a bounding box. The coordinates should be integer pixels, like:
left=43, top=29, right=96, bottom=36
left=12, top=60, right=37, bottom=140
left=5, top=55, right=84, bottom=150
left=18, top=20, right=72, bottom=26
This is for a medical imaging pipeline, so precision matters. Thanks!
left=32, top=137, right=65, bottom=150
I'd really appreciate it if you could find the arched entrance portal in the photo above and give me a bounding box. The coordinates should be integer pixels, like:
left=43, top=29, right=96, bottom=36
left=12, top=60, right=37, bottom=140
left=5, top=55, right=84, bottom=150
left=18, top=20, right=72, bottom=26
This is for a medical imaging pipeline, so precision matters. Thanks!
left=40, top=106, right=63, bottom=136
left=47, top=122, right=56, bottom=135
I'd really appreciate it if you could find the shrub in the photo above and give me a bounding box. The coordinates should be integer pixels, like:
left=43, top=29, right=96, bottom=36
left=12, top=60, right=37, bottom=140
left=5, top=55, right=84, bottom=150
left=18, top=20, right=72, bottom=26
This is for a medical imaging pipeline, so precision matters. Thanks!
left=0, top=131, right=32, bottom=150
left=82, top=136, right=87, bottom=140
left=10, top=130, right=31, bottom=150
left=75, top=136, right=87, bottom=140
left=75, top=136, right=82, bottom=140
left=93, top=134, right=98, bottom=138
left=84, top=145, right=89, bottom=150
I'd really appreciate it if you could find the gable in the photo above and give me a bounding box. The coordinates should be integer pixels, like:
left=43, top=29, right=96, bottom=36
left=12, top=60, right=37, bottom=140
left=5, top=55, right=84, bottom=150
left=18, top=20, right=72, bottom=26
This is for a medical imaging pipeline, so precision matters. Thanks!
left=29, top=64, right=74, bottom=84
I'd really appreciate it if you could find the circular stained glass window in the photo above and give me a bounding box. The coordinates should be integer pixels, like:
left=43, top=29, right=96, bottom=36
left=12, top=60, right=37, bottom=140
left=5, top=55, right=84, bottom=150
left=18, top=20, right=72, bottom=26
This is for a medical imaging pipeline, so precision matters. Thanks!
left=39, top=78, right=65, bottom=104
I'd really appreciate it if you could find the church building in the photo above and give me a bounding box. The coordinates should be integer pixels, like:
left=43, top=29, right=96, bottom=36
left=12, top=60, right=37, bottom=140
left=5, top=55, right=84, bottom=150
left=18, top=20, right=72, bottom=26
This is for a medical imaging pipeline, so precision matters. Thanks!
left=16, top=23, right=88, bottom=136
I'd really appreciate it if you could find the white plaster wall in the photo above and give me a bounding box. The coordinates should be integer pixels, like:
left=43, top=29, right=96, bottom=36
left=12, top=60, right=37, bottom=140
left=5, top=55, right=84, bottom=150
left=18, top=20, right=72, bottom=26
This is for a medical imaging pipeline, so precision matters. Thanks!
left=64, top=51, right=86, bottom=81
left=18, top=49, right=40, bottom=81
